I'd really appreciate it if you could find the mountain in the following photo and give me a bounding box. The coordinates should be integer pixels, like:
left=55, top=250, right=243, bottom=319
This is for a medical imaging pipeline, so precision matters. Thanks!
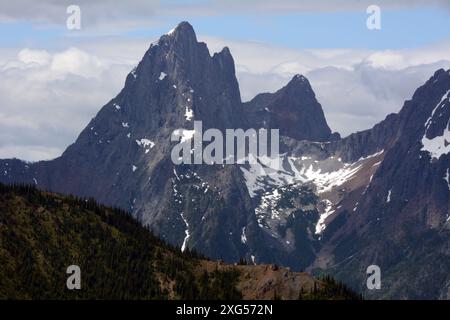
left=0, top=21, right=337, bottom=265
left=247, top=68, right=450, bottom=298
left=311, top=68, right=450, bottom=299
left=0, top=22, right=252, bottom=262
left=0, top=183, right=360, bottom=300
left=243, top=74, right=340, bottom=142
left=1, top=21, right=449, bottom=299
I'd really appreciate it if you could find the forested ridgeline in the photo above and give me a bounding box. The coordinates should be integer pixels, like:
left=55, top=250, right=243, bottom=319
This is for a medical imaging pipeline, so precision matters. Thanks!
left=0, top=183, right=360, bottom=300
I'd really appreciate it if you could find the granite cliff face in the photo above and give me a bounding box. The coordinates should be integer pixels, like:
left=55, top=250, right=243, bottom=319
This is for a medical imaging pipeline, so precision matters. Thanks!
left=1, top=22, right=449, bottom=299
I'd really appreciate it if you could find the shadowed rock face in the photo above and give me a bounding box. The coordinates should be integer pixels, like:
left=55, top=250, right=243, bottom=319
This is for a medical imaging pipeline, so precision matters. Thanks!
left=314, top=69, right=450, bottom=299
left=1, top=22, right=450, bottom=299
left=243, top=74, right=340, bottom=142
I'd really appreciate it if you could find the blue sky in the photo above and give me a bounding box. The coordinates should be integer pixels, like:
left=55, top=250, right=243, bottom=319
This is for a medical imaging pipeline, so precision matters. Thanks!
left=133, top=8, right=450, bottom=49
left=1, top=6, right=450, bottom=50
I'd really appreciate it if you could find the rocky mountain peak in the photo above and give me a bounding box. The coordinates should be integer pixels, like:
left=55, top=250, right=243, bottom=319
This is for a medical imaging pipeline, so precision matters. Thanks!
left=285, top=74, right=311, bottom=90
left=430, top=68, right=450, bottom=81
left=158, top=21, right=202, bottom=57
left=212, top=46, right=235, bottom=70
left=108, top=22, right=244, bottom=135
left=166, top=21, right=197, bottom=39
left=388, top=68, right=450, bottom=147
left=243, top=74, right=339, bottom=142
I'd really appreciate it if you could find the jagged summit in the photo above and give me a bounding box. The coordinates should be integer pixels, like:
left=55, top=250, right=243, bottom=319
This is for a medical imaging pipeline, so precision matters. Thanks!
left=167, top=21, right=195, bottom=35
left=118, top=21, right=244, bottom=133
left=243, top=74, right=339, bottom=142
left=282, top=74, right=315, bottom=95
left=431, top=68, right=450, bottom=78
left=159, top=21, right=198, bottom=48
left=414, top=68, right=450, bottom=95
left=290, top=74, right=308, bottom=84
left=155, top=22, right=232, bottom=62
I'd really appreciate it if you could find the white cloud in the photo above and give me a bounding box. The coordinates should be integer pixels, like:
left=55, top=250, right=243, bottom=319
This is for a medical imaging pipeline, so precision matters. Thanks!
left=50, top=48, right=106, bottom=78
left=17, top=48, right=51, bottom=65
left=0, top=46, right=134, bottom=161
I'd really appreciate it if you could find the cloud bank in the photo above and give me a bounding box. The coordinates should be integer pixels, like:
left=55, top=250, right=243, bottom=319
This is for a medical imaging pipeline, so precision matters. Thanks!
left=1, top=0, right=450, bottom=28
left=0, top=45, right=137, bottom=161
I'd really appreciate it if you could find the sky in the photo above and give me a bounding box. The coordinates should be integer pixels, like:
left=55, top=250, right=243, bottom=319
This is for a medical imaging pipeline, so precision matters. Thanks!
left=1, top=0, right=450, bottom=161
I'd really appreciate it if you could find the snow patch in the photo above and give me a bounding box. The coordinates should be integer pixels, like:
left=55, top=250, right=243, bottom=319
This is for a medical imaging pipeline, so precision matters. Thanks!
left=173, top=167, right=180, bottom=180
left=158, top=72, right=167, bottom=80
left=315, top=199, right=335, bottom=234
left=132, top=165, right=137, bottom=172
left=420, top=90, right=450, bottom=160
left=240, top=150, right=383, bottom=199
left=130, top=67, right=137, bottom=79
left=136, top=138, right=155, bottom=153
left=421, top=129, right=450, bottom=160
left=241, top=227, right=247, bottom=244
left=180, top=212, right=190, bottom=252
left=386, top=189, right=392, bottom=203
left=372, top=161, right=381, bottom=167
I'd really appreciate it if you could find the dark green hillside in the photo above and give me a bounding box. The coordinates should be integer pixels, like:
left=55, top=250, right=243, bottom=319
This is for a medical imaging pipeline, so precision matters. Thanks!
left=0, top=183, right=241, bottom=299
left=0, top=183, right=360, bottom=300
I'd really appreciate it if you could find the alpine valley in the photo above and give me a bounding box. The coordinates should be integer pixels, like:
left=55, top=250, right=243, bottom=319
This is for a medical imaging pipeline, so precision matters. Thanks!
left=1, top=22, right=449, bottom=299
